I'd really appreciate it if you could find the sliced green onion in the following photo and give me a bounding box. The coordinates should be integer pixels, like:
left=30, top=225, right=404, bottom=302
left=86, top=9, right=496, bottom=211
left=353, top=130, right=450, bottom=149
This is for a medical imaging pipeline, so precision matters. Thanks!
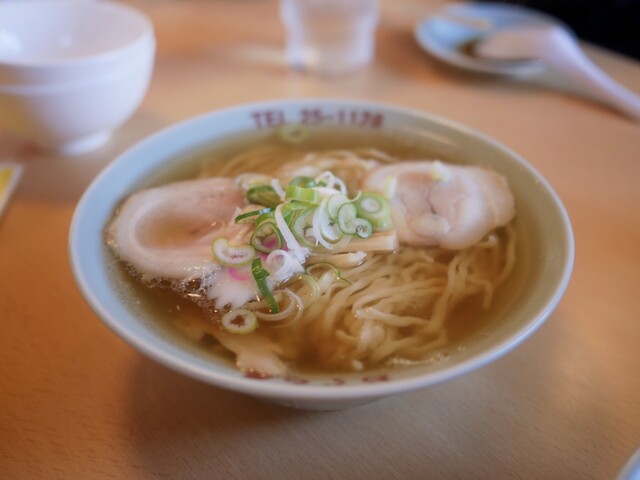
left=356, top=192, right=389, bottom=217
left=282, top=200, right=311, bottom=220
left=247, top=185, right=281, bottom=208
left=305, top=262, right=342, bottom=279
left=278, top=124, right=309, bottom=144
left=251, top=257, right=279, bottom=313
left=305, top=262, right=351, bottom=291
left=326, top=193, right=350, bottom=220
left=275, top=205, right=309, bottom=263
left=285, top=185, right=319, bottom=204
left=320, top=220, right=342, bottom=243
left=289, top=176, right=316, bottom=188
left=355, top=192, right=392, bottom=230
left=325, top=276, right=352, bottom=293
left=336, top=202, right=358, bottom=235
left=357, top=192, right=385, bottom=214
left=212, top=238, right=255, bottom=266
left=283, top=199, right=313, bottom=211
left=250, top=220, right=284, bottom=253
left=234, top=207, right=272, bottom=224
left=353, top=218, right=373, bottom=238
left=313, top=201, right=342, bottom=244
left=252, top=289, right=302, bottom=324
left=314, top=171, right=335, bottom=189
left=370, top=215, right=393, bottom=232
left=285, top=273, right=320, bottom=308
left=291, top=207, right=317, bottom=248
left=265, top=249, right=303, bottom=281
left=333, top=177, right=347, bottom=194
left=255, top=210, right=276, bottom=225
left=270, top=179, right=285, bottom=198
left=310, top=196, right=341, bottom=248
left=251, top=256, right=269, bottom=278
left=221, top=309, right=258, bottom=334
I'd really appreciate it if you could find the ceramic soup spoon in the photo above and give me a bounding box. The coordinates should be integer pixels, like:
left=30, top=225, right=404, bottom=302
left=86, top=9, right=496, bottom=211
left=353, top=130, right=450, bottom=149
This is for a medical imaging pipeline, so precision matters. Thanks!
left=474, top=24, right=640, bottom=121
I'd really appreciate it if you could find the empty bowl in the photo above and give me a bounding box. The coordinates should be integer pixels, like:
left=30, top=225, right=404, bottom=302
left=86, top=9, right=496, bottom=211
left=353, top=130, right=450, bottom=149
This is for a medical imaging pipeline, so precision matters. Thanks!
left=0, top=0, right=155, bottom=155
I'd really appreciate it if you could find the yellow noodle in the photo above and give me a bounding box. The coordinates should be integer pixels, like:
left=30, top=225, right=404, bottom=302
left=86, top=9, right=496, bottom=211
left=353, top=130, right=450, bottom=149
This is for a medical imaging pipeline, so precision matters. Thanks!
left=196, top=147, right=516, bottom=372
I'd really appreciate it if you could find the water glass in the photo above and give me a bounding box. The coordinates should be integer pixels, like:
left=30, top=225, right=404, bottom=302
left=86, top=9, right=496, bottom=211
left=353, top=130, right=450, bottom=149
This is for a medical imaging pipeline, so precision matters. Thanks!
left=280, top=0, right=379, bottom=76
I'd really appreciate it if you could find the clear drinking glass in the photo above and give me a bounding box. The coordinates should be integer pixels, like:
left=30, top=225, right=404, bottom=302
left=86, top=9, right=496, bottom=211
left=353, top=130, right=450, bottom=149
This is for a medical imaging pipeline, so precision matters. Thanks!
left=280, top=0, right=379, bottom=76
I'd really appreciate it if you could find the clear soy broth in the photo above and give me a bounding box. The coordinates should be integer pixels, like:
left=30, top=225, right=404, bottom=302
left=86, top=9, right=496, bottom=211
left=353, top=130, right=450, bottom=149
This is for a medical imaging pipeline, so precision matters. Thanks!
left=106, top=125, right=529, bottom=377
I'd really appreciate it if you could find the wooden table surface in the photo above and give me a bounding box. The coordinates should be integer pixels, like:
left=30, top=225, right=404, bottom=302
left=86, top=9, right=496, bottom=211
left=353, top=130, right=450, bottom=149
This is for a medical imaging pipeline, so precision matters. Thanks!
left=2, top=1, right=639, bottom=478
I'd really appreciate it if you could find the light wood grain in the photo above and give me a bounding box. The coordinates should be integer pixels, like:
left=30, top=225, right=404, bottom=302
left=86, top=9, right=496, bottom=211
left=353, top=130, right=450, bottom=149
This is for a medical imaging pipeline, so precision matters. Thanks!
left=1, top=1, right=639, bottom=478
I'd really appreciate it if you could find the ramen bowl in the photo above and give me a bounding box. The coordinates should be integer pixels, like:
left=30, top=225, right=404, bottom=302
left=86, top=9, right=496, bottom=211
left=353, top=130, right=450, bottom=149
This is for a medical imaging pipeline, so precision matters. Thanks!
left=69, top=99, right=574, bottom=410
left=0, top=0, right=155, bottom=155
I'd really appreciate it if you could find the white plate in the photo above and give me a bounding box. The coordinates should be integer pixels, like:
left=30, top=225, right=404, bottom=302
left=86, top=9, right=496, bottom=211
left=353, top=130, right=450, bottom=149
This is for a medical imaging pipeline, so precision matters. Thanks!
left=414, top=2, right=564, bottom=76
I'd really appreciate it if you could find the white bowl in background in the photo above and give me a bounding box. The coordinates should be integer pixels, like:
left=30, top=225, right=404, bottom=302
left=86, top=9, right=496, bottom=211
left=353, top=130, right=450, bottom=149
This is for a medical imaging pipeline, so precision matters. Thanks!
left=0, top=0, right=155, bottom=155
left=69, top=99, right=574, bottom=410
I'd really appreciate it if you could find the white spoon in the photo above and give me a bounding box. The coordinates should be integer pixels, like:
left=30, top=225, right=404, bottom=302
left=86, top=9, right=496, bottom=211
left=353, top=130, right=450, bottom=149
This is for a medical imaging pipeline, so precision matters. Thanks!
left=474, top=24, right=640, bottom=121
left=415, top=3, right=558, bottom=77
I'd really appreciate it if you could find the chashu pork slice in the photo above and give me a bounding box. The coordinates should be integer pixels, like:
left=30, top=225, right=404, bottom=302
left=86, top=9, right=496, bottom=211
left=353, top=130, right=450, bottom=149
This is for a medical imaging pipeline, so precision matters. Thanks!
left=363, top=161, right=515, bottom=250
left=107, top=177, right=245, bottom=281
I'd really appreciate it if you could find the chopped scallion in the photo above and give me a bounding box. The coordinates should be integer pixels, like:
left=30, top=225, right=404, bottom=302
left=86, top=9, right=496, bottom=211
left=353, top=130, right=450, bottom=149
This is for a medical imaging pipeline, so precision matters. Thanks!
left=289, top=176, right=316, bottom=188
left=251, top=220, right=284, bottom=253
left=326, top=193, right=350, bottom=220
left=353, top=218, right=373, bottom=238
left=284, top=185, right=319, bottom=204
left=278, top=124, right=309, bottom=144
left=247, top=185, right=281, bottom=208
left=251, top=257, right=279, bottom=313
left=221, top=309, right=258, bottom=334
left=234, top=207, right=273, bottom=224
left=356, top=192, right=392, bottom=230
left=212, top=238, right=255, bottom=266
left=336, top=202, right=358, bottom=235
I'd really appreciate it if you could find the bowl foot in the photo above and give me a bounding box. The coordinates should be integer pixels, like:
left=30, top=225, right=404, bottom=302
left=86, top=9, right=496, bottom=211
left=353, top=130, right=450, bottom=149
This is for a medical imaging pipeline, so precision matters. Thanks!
left=52, top=131, right=111, bottom=156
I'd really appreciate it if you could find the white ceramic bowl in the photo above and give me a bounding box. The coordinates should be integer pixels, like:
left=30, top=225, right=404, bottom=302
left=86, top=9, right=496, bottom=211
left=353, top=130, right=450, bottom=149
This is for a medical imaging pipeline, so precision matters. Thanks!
left=69, top=99, right=574, bottom=410
left=0, top=0, right=155, bottom=155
